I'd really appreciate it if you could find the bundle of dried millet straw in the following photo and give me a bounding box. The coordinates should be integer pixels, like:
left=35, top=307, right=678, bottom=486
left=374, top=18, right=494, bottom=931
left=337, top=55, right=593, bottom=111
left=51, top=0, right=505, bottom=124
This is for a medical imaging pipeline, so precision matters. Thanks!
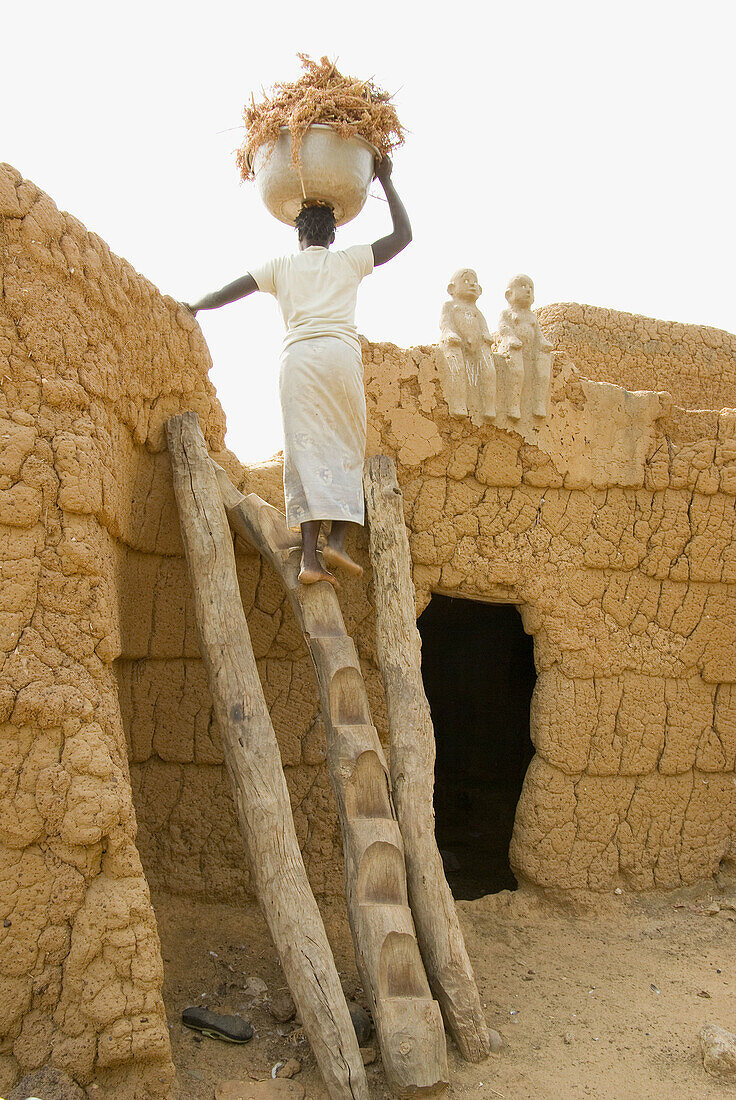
left=237, top=55, right=405, bottom=180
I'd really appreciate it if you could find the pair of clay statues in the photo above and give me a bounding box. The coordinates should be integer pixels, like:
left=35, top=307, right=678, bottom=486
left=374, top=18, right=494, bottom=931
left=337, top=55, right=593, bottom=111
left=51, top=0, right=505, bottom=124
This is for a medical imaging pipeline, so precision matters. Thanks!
left=440, top=271, right=552, bottom=424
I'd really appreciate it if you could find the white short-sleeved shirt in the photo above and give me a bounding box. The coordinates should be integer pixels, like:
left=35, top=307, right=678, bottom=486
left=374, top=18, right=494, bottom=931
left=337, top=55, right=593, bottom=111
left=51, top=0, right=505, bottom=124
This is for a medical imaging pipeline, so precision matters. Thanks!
left=249, top=243, right=374, bottom=354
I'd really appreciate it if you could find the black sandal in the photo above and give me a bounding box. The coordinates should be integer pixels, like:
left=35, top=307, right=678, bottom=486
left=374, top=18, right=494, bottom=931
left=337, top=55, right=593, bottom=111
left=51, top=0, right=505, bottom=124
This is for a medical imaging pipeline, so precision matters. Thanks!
left=181, top=1005, right=254, bottom=1043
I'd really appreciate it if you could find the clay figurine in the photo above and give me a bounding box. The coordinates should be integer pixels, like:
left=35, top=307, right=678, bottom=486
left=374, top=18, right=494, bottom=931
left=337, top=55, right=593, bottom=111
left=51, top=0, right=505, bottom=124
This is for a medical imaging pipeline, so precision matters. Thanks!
left=439, top=269, right=496, bottom=425
left=497, top=274, right=552, bottom=418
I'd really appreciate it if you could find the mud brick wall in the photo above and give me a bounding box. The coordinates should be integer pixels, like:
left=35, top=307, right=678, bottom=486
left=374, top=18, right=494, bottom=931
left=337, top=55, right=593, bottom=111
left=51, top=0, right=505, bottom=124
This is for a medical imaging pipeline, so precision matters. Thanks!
left=131, top=331, right=736, bottom=904
left=120, top=495, right=355, bottom=903
left=538, top=302, right=736, bottom=411
left=0, top=163, right=229, bottom=1098
left=361, top=341, right=736, bottom=893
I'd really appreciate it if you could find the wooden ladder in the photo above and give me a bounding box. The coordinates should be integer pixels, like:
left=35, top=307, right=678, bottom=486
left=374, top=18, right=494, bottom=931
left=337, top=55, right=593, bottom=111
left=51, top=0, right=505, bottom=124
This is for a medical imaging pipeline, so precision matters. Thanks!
left=213, top=462, right=449, bottom=1097
left=167, top=414, right=368, bottom=1100
left=364, top=456, right=490, bottom=1062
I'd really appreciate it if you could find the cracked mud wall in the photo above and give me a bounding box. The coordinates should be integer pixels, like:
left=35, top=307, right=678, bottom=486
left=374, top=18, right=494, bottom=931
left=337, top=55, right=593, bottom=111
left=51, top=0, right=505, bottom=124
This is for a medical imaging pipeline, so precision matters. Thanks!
left=129, top=322, right=736, bottom=905
left=121, top=489, right=356, bottom=904
left=537, top=302, right=736, bottom=411
left=0, top=163, right=234, bottom=1098
left=360, top=337, right=736, bottom=893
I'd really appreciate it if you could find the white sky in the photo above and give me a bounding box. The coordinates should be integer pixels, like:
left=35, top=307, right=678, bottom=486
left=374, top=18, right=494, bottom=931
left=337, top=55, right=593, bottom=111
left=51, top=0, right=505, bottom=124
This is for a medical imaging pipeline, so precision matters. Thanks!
left=5, top=0, right=735, bottom=461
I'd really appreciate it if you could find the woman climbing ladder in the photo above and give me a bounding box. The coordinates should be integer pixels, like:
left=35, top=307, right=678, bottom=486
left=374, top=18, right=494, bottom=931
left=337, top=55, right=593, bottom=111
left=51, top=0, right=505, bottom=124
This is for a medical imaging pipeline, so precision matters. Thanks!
left=186, top=155, right=411, bottom=586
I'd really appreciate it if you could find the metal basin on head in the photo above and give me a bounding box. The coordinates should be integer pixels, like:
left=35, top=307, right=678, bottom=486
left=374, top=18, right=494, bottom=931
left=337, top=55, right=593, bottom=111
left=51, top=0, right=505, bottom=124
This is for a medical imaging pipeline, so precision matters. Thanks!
left=248, top=123, right=378, bottom=227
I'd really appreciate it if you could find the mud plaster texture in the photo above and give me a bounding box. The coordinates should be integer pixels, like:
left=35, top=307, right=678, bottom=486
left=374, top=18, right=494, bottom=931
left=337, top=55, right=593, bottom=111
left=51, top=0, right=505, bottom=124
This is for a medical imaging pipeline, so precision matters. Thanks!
left=536, top=302, right=736, bottom=412
left=2, top=162, right=736, bottom=1095
left=0, top=163, right=232, bottom=1098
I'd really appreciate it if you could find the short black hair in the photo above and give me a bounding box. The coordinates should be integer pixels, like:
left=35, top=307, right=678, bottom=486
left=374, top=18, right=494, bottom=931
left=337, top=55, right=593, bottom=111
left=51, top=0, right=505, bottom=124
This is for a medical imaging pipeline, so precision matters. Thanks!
left=295, top=203, right=336, bottom=245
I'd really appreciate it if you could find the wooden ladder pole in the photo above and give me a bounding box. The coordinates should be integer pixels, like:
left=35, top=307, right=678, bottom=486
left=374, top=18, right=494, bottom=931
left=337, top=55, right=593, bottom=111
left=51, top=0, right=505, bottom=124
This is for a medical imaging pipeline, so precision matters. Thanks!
left=212, top=464, right=449, bottom=1098
left=166, top=414, right=368, bottom=1100
left=364, top=454, right=491, bottom=1063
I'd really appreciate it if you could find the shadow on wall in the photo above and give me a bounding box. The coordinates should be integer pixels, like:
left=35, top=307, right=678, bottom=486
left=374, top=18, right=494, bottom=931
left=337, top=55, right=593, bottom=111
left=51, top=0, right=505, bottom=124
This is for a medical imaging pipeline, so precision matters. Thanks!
left=418, top=596, right=537, bottom=900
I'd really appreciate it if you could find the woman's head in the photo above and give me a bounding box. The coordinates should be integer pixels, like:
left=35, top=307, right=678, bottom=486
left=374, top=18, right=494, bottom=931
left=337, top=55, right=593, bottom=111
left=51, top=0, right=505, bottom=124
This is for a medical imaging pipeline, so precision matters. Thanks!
left=295, top=203, right=336, bottom=248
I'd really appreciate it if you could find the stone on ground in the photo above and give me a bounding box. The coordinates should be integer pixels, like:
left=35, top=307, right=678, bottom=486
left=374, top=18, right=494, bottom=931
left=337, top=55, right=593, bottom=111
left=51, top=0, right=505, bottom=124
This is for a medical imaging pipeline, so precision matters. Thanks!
left=274, top=1057, right=301, bottom=1078
left=488, top=1028, right=504, bottom=1053
left=243, top=976, right=268, bottom=997
left=700, top=1023, right=736, bottom=1079
left=268, top=991, right=297, bottom=1022
left=8, top=1066, right=86, bottom=1100
left=347, top=1000, right=373, bottom=1046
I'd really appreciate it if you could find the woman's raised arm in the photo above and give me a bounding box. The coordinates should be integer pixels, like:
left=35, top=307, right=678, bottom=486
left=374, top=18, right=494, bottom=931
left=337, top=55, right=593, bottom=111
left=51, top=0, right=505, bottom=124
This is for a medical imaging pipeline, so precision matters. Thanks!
left=371, top=156, right=412, bottom=268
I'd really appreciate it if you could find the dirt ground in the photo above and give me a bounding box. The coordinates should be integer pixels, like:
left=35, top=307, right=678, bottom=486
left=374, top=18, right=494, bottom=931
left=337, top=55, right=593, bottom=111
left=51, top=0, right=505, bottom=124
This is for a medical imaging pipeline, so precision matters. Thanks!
left=156, top=869, right=736, bottom=1100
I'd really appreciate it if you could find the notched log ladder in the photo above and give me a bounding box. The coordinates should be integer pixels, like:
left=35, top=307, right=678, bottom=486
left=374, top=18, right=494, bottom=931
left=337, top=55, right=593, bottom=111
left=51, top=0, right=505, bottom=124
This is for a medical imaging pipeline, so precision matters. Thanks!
left=364, top=455, right=490, bottom=1062
left=166, top=413, right=368, bottom=1100
left=211, top=461, right=449, bottom=1097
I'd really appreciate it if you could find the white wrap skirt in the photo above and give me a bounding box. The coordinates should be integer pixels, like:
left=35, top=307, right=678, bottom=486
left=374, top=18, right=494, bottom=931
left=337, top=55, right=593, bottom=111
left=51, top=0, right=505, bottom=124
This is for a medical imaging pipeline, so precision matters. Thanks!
left=279, top=335, right=366, bottom=529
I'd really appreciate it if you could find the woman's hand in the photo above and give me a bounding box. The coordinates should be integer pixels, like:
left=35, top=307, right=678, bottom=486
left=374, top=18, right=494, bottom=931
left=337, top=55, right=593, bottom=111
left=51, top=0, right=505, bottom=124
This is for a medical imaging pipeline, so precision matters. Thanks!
left=374, top=154, right=393, bottom=185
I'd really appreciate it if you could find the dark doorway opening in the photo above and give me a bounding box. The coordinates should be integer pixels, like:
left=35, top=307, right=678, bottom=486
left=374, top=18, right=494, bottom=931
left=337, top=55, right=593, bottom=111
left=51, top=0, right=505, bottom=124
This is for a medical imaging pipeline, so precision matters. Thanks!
left=418, top=595, right=536, bottom=900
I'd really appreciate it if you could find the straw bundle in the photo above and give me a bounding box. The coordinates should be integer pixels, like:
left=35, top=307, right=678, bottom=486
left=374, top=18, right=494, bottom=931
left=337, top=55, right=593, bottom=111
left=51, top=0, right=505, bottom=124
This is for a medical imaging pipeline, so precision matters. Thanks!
left=237, top=55, right=404, bottom=180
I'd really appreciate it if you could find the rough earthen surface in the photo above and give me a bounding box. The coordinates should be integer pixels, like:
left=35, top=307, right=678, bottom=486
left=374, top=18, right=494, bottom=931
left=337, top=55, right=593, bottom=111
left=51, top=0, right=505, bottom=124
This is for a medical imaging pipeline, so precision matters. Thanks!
left=362, top=339, right=736, bottom=895
left=7, top=1064, right=86, bottom=1100
left=3, top=163, right=736, bottom=1095
left=0, top=163, right=228, bottom=1097
left=161, top=880, right=736, bottom=1100
left=537, top=301, right=736, bottom=411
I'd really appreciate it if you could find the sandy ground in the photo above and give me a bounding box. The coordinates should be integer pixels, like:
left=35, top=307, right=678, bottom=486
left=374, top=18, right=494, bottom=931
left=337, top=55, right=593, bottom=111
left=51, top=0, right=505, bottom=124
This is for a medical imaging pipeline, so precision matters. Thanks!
left=155, top=871, right=736, bottom=1100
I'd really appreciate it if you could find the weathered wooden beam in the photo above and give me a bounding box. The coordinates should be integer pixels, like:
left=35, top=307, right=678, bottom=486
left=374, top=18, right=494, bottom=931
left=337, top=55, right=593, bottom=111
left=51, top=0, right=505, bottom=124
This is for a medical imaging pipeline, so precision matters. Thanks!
left=212, top=464, right=449, bottom=1098
left=166, top=413, right=368, bottom=1100
left=364, top=454, right=491, bottom=1063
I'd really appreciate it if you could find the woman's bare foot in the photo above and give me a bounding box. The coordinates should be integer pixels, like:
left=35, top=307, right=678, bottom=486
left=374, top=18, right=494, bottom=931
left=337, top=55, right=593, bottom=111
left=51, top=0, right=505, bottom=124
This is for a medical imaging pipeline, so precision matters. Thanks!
left=322, top=543, right=363, bottom=577
left=298, top=559, right=340, bottom=589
